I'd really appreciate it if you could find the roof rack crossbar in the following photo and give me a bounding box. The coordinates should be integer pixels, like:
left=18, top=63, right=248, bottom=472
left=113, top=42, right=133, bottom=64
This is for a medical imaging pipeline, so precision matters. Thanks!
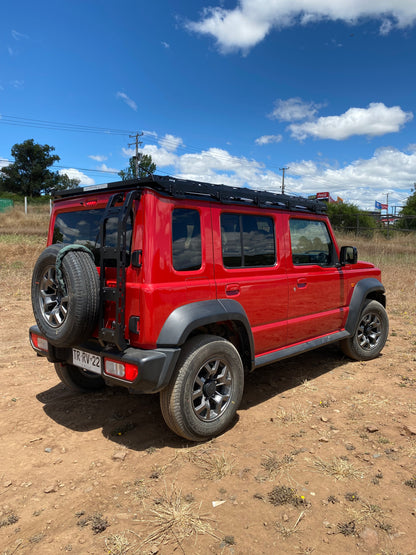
left=53, top=174, right=327, bottom=214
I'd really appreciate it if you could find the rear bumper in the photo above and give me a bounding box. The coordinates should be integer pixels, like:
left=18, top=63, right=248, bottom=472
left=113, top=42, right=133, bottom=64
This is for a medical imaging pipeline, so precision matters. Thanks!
left=29, top=325, right=180, bottom=394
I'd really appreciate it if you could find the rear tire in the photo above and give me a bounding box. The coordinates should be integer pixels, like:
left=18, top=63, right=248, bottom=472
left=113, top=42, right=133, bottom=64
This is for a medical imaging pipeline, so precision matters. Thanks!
left=160, top=335, right=244, bottom=441
left=54, top=362, right=105, bottom=392
left=340, top=299, right=388, bottom=361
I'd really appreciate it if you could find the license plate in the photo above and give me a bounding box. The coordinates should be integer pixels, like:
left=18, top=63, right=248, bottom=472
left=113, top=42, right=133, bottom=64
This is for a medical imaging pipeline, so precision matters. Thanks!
left=72, top=348, right=102, bottom=374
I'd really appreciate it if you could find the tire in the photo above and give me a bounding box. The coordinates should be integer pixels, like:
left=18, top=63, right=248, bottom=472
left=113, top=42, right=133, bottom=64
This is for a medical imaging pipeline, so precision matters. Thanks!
left=340, top=299, right=389, bottom=361
left=160, top=335, right=244, bottom=441
left=54, top=362, right=105, bottom=392
left=31, top=245, right=100, bottom=347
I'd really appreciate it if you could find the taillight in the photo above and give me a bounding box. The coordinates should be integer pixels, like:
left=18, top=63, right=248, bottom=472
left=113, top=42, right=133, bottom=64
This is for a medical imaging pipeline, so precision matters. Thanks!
left=32, top=333, right=48, bottom=352
left=104, top=358, right=138, bottom=381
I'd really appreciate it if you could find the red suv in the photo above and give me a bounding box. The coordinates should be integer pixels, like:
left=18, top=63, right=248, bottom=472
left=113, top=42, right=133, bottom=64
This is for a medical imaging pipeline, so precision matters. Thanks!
left=29, top=176, right=388, bottom=441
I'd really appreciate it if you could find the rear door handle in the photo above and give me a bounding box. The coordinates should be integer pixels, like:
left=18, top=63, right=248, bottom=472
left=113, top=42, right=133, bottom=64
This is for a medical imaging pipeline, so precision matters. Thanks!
left=297, top=278, right=307, bottom=289
left=226, top=283, right=240, bottom=296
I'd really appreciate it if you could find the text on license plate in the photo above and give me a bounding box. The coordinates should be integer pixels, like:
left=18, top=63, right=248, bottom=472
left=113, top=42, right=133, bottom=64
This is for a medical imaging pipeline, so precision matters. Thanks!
left=72, top=348, right=102, bottom=374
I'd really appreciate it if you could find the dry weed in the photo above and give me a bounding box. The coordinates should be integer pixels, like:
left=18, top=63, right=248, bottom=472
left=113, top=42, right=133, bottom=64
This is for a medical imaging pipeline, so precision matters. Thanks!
left=140, top=484, right=219, bottom=549
left=273, top=403, right=312, bottom=426
left=193, top=452, right=234, bottom=480
left=105, top=531, right=138, bottom=555
left=274, top=511, right=305, bottom=538
left=260, top=452, right=295, bottom=482
left=344, top=499, right=393, bottom=536
left=310, top=456, right=364, bottom=480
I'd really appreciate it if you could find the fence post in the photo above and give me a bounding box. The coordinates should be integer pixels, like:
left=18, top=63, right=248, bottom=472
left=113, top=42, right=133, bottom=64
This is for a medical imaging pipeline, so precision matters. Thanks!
left=24, top=197, right=27, bottom=215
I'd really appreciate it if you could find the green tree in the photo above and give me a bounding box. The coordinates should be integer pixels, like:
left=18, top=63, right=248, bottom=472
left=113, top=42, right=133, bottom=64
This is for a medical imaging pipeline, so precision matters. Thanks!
left=0, top=139, right=63, bottom=197
left=55, top=173, right=81, bottom=191
left=326, top=202, right=376, bottom=236
left=118, top=154, right=156, bottom=180
left=397, top=186, right=416, bottom=230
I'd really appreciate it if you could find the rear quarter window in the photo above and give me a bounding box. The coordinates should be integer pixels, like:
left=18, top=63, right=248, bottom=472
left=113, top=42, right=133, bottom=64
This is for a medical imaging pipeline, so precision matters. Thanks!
left=172, top=208, right=202, bottom=271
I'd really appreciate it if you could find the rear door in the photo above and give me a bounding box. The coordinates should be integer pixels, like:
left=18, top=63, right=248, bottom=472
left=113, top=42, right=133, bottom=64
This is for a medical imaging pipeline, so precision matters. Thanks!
left=212, top=206, right=289, bottom=355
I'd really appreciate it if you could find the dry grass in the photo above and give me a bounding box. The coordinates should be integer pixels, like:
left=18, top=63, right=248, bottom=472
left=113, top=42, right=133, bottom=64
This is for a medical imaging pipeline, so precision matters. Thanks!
left=105, top=531, right=135, bottom=555
left=140, top=484, right=219, bottom=549
left=335, top=232, right=416, bottom=316
left=273, top=403, right=312, bottom=426
left=260, top=452, right=296, bottom=482
left=310, top=456, right=364, bottom=480
left=274, top=511, right=305, bottom=539
left=0, top=205, right=49, bottom=236
left=192, top=452, right=234, bottom=480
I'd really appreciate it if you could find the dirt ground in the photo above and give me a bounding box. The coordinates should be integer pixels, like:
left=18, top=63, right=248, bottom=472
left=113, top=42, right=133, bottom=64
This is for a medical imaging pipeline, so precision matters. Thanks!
left=1, top=235, right=415, bottom=555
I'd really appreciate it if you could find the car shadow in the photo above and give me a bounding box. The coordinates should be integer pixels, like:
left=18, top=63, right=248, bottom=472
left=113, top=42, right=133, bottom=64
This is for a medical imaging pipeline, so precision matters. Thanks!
left=37, top=344, right=354, bottom=452
left=241, top=344, right=352, bottom=411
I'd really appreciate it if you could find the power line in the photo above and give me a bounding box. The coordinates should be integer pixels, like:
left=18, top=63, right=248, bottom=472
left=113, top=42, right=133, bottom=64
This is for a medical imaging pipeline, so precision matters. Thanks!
left=0, top=114, right=135, bottom=136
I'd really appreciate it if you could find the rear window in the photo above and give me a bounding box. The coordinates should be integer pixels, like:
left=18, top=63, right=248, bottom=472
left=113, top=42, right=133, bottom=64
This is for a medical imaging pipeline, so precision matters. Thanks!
left=221, top=213, right=275, bottom=268
left=52, top=209, right=132, bottom=265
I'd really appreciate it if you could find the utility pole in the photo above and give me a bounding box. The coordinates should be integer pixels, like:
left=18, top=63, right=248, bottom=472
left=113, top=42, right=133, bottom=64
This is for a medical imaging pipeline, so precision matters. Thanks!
left=128, top=132, right=143, bottom=178
left=279, top=167, right=289, bottom=194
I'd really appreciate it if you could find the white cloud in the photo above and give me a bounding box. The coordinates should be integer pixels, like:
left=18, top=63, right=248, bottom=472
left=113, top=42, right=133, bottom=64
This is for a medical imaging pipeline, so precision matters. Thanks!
left=0, top=157, right=10, bottom=171
left=97, top=163, right=118, bottom=173
left=289, top=103, right=413, bottom=140
left=255, top=134, right=283, bottom=145
left=187, top=0, right=416, bottom=52
left=286, top=146, right=416, bottom=208
left=158, top=133, right=184, bottom=151
left=141, top=144, right=179, bottom=167
left=116, top=91, right=138, bottom=111
left=139, top=133, right=415, bottom=209
left=59, top=168, right=95, bottom=186
left=270, top=97, right=321, bottom=122
left=161, top=41, right=170, bottom=48
left=89, top=154, right=107, bottom=162
left=11, top=30, right=29, bottom=40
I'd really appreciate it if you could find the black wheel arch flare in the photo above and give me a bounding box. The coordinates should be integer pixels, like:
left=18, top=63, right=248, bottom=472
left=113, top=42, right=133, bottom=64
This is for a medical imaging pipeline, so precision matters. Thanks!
left=345, top=278, right=386, bottom=336
left=156, top=299, right=255, bottom=369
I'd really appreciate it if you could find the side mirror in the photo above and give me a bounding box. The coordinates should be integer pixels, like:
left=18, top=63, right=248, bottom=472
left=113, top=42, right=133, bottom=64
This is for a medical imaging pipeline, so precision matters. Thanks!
left=340, top=246, right=357, bottom=265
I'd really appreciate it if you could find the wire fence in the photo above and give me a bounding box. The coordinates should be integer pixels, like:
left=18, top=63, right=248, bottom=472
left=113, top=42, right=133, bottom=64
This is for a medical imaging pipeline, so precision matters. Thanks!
left=329, top=213, right=416, bottom=238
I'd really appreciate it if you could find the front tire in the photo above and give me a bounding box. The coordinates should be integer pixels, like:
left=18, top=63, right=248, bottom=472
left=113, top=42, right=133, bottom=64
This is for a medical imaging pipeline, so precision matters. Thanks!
left=340, top=299, right=388, bottom=361
left=54, top=362, right=105, bottom=392
left=160, top=335, right=244, bottom=441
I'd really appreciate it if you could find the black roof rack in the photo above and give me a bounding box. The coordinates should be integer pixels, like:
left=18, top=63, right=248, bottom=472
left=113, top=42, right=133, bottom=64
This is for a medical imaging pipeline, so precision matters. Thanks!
left=53, top=175, right=327, bottom=214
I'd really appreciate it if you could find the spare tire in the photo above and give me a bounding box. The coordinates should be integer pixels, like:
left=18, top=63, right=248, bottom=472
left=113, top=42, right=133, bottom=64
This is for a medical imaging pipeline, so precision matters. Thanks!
left=31, top=244, right=100, bottom=347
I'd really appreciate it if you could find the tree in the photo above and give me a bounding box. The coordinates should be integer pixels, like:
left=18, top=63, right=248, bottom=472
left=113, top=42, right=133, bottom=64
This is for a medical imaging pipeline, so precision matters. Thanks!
left=55, top=173, right=81, bottom=191
left=0, top=139, right=64, bottom=197
left=326, top=202, right=376, bottom=236
left=397, top=186, right=416, bottom=230
left=118, top=154, right=156, bottom=181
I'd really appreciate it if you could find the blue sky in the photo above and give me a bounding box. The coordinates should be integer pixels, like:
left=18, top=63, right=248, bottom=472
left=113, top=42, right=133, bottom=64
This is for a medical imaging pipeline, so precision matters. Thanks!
left=1, top=0, right=416, bottom=210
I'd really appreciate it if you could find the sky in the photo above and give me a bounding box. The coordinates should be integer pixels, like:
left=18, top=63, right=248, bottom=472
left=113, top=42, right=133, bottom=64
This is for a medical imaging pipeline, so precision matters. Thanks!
left=1, top=0, right=416, bottom=211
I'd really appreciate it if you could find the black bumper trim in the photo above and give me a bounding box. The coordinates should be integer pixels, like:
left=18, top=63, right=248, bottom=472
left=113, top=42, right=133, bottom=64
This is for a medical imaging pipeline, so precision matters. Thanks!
left=29, top=325, right=180, bottom=394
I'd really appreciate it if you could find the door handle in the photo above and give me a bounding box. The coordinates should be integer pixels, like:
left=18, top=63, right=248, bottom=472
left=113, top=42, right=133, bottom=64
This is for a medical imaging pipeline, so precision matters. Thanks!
left=226, top=284, right=240, bottom=296
left=297, top=278, right=307, bottom=289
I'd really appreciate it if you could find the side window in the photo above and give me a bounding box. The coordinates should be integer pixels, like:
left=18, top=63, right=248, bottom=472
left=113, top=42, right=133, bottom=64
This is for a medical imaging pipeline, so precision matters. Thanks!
left=172, top=209, right=202, bottom=271
left=289, top=219, right=334, bottom=266
left=221, top=213, right=275, bottom=268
